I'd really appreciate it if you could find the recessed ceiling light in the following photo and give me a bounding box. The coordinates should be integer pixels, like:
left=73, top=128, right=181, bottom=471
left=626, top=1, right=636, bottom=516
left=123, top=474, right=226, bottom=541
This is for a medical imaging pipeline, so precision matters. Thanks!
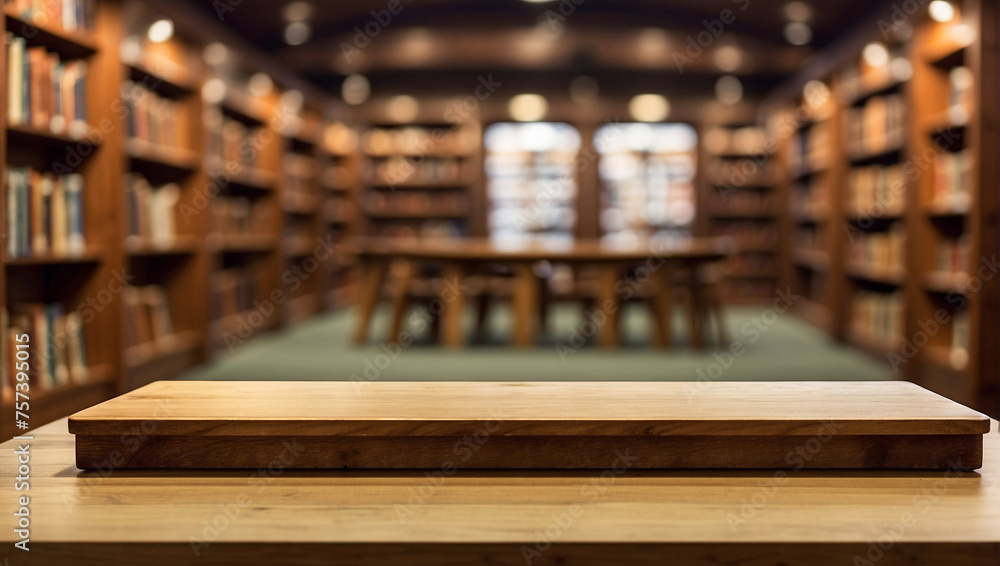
left=928, top=0, right=956, bottom=22
left=387, top=95, right=420, bottom=123
left=202, top=78, right=227, bottom=104
left=280, top=90, right=304, bottom=112
left=628, top=94, right=670, bottom=122
left=713, top=45, right=744, bottom=72
left=803, top=80, right=830, bottom=109
left=248, top=72, right=273, bottom=98
left=342, top=74, right=370, bottom=105
left=509, top=94, right=549, bottom=122
left=283, top=21, right=311, bottom=45
left=783, top=21, right=812, bottom=45
left=862, top=41, right=889, bottom=67
left=282, top=1, right=313, bottom=22
left=715, top=76, right=743, bottom=105
left=783, top=1, right=813, bottom=22
left=147, top=19, right=173, bottom=43
left=203, top=42, right=228, bottom=66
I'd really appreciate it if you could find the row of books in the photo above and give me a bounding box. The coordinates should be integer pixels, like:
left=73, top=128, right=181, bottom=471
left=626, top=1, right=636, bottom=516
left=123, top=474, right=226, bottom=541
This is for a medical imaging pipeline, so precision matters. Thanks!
left=210, top=197, right=275, bottom=236
left=709, top=188, right=776, bottom=213
left=838, top=42, right=909, bottom=102
left=848, top=164, right=905, bottom=216
left=792, top=179, right=829, bottom=219
left=364, top=191, right=469, bottom=215
left=5, top=167, right=85, bottom=258
left=205, top=110, right=262, bottom=170
left=932, top=149, right=972, bottom=209
left=369, top=220, right=464, bottom=240
left=794, top=226, right=825, bottom=252
left=282, top=217, right=314, bottom=242
left=729, top=253, right=776, bottom=274
left=710, top=221, right=779, bottom=249
left=364, top=156, right=466, bottom=186
left=322, top=164, right=354, bottom=190
left=707, top=157, right=774, bottom=187
left=210, top=267, right=264, bottom=321
left=6, top=35, right=88, bottom=133
left=789, top=122, right=831, bottom=175
left=283, top=152, right=318, bottom=196
left=362, top=127, right=476, bottom=157
left=123, top=285, right=174, bottom=350
left=3, top=303, right=88, bottom=392
left=124, top=173, right=180, bottom=248
left=935, top=236, right=971, bottom=275
left=122, top=81, right=190, bottom=150
left=846, top=94, right=905, bottom=157
left=5, top=0, right=93, bottom=31
left=703, top=126, right=769, bottom=156
left=947, top=67, right=973, bottom=124
left=846, top=224, right=906, bottom=275
left=852, top=291, right=904, bottom=345
left=323, top=197, right=353, bottom=223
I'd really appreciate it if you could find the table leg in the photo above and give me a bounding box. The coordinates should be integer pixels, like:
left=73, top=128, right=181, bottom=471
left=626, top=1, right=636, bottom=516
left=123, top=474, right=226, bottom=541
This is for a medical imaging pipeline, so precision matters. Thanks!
left=651, top=262, right=674, bottom=348
left=597, top=264, right=621, bottom=349
left=387, top=259, right=415, bottom=345
left=512, top=263, right=537, bottom=347
left=440, top=263, right=467, bottom=349
left=352, top=259, right=387, bottom=345
left=686, top=265, right=704, bottom=349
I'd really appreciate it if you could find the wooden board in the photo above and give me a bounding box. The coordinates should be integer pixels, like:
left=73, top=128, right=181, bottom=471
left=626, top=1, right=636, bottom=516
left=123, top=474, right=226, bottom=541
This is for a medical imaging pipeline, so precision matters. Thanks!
left=3, top=417, right=1000, bottom=565
left=68, top=381, right=990, bottom=470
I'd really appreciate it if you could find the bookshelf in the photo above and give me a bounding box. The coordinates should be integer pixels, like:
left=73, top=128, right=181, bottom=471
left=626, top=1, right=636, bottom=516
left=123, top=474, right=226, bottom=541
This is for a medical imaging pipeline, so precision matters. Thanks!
left=359, top=115, right=480, bottom=241
left=2, top=0, right=122, bottom=439
left=320, top=121, right=360, bottom=309
left=702, top=122, right=782, bottom=303
left=118, top=0, right=208, bottom=390
left=770, top=0, right=998, bottom=413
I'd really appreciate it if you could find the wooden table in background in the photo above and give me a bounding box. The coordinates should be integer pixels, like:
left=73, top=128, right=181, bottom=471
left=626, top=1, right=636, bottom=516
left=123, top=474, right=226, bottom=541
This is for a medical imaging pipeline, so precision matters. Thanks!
left=1, top=416, right=998, bottom=565
left=351, top=237, right=733, bottom=348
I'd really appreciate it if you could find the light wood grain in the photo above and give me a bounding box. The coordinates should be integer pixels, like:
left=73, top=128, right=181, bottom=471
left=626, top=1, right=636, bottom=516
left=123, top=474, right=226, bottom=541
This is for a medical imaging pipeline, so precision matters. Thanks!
left=68, top=381, right=990, bottom=437
left=2, top=417, right=999, bottom=565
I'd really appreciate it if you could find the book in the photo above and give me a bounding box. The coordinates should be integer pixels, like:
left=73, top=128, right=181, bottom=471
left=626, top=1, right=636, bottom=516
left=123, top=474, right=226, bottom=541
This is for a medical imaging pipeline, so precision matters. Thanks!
left=7, top=0, right=92, bottom=31
left=5, top=38, right=87, bottom=133
left=124, top=174, right=180, bottom=247
left=64, top=311, right=88, bottom=383
left=123, top=81, right=189, bottom=149
left=933, top=149, right=972, bottom=209
left=4, top=167, right=86, bottom=257
left=7, top=303, right=84, bottom=390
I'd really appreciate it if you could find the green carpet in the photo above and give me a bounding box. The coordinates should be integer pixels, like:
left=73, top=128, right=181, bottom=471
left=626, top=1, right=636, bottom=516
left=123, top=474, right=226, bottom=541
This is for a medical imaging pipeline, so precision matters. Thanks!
left=180, top=304, right=894, bottom=383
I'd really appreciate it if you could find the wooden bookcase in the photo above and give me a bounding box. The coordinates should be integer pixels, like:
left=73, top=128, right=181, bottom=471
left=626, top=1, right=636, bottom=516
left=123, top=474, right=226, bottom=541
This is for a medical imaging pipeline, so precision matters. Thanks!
left=319, top=121, right=361, bottom=309
left=771, top=0, right=998, bottom=413
left=701, top=121, right=783, bottom=303
left=0, top=0, right=350, bottom=439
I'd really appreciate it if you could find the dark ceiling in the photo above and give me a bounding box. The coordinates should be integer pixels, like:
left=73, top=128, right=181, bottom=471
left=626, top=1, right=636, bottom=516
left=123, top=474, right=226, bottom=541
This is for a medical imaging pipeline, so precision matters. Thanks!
left=181, top=0, right=892, bottom=101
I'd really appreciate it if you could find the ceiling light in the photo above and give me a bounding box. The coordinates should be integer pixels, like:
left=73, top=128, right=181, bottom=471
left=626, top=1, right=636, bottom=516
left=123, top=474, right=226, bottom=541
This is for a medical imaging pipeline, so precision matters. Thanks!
left=282, top=1, right=313, bottom=22
left=283, top=21, right=311, bottom=45
left=147, top=19, right=173, bottom=43
left=715, top=76, right=743, bottom=105
left=202, top=78, right=227, bottom=104
left=713, top=45, right=744, bottom=72
left=928, top=0, right=955, bottom=22
left=783, top=1, right=813, bottom=22
left=638, top=28, right=668, bottom=52
left=203, top=42, right=228, bottom=66
left=628, top=94, right=670, bottom=122
left=248, top=73, right=273, bottom=98
left=280, top=90, right=304, bottom=112
left=783, top=21, right=812, bottom=45
left=342, top=74, right=370, bottom=105
left=803, top=80, right=830, bottom=109
left=509, top=94, right=548, bottom=122
left=862, top=41, right=889, bottom=67
left=386, top=95, right=420, bottom=123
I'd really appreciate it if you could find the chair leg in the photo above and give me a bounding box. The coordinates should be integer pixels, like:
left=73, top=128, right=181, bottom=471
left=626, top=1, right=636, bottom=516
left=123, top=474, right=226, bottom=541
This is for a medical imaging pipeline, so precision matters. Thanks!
left=685, top=276, right=704, bottom=349
left=352, top=260, right=387, bottom=345
left=711, top=282, right=730, bottom=347
left=537, top=276, right=549, bottom=335
left=387, top=260, right=415, bottom=345
left=475, top=292, right=491, bottom=337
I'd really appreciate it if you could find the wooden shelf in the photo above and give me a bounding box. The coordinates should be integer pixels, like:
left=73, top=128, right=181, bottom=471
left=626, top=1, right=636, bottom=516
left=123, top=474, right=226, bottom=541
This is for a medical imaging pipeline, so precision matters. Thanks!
left=845, top=77, right=905, bottom=106
left=4, top=7, right=98, bottom=58
left=4, top=248, right=103, bottom=266
left=364, top=179, right=470, bottom=190
left=925, top=198, right=970, bottom=217
left=847, top=142, right=904, bottom=164
left=125, top=138, right=201, bottom=174
left=845, top=207, right=905, bottom=221
left=7, top=122, right=98, bottom=147
left=124, top=61, right=199, bottom=97
left=284, top=238, right=317, bottom=257
left=845, top=262, right=905, bottom=285
left=924, top=271, right=970, bottom=294
left=206, top=159, right=277, bottom=191
left=283, top=193, right=321, bottom=215
left=125, top=235, right=201, bottom=257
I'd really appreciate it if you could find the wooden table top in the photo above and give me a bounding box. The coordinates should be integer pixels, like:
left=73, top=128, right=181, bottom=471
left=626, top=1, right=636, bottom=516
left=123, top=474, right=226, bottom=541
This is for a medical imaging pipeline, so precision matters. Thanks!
left=351, top=236, right=735, bottom=262
left=2, top=415, right=999, bottom=564
left=68, top=380, right=990, bottom=437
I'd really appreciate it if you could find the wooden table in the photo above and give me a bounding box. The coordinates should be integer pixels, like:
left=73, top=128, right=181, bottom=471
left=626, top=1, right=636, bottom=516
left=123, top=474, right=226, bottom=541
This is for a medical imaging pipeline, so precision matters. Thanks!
left=351, top=237, right=734, bottom=348
left=2, top=416, right=998, bottom=565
